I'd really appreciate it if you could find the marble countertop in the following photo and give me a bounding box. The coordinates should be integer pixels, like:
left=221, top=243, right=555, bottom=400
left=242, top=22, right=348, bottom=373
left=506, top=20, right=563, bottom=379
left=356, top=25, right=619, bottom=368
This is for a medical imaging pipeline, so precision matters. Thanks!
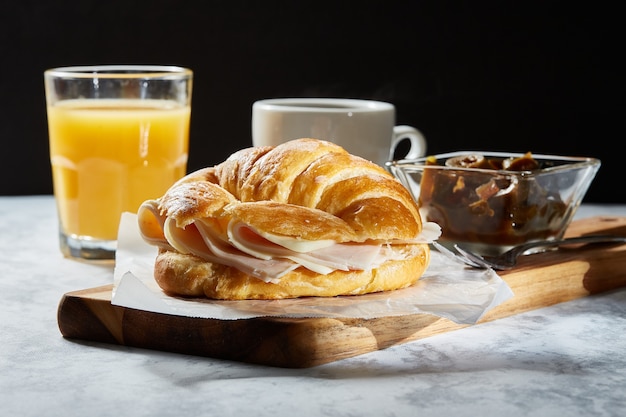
left=1, top=195, right=625, bottom=417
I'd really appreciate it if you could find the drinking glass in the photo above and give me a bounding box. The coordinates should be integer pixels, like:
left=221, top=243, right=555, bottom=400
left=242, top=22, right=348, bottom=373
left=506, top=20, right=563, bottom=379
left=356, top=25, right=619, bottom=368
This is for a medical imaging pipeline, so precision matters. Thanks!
left=44, top=65, right=193, bottom=260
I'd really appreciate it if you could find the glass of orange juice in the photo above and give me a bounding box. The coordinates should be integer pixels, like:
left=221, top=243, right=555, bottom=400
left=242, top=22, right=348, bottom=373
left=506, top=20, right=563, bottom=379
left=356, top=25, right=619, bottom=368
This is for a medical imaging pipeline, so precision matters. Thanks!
left=44, top=65, right=193, bottom=261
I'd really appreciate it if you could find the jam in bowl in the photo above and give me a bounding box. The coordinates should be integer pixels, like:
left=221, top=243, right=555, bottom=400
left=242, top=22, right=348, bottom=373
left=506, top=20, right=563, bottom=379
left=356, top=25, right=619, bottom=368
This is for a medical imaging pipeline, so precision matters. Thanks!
left=386, top=151, right=601, bottom=256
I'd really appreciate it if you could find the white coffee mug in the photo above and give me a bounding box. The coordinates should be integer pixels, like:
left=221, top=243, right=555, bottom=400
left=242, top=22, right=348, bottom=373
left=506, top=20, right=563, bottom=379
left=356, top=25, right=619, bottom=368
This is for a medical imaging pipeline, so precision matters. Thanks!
left=252, top=98, right=427, bottom=166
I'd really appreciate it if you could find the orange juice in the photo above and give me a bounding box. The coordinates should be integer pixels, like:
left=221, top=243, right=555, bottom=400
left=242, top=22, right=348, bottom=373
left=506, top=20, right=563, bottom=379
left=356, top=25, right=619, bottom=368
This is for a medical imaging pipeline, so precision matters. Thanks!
left=48, top=99, right=190, bottom=241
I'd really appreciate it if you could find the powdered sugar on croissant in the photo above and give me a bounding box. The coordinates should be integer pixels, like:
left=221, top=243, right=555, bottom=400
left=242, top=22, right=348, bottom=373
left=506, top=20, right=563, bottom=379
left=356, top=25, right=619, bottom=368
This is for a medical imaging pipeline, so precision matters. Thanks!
left=137, top=138, right=440, bottom=299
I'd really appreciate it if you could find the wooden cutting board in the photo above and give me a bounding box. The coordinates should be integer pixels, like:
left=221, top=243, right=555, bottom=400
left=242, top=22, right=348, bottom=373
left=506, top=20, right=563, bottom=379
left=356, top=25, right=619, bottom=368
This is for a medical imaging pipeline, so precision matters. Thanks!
left=57, top=216, right=626, bottom=368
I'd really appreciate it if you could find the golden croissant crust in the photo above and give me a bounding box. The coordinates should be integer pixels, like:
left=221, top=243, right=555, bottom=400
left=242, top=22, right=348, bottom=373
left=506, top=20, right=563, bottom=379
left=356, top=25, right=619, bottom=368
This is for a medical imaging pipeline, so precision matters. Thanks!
left=138, top=138, right=433, bottom=300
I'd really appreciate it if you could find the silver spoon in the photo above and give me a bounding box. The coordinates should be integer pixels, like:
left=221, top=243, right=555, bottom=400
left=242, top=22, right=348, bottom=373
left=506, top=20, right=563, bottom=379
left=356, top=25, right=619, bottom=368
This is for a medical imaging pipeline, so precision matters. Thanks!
left=434, top=235, right=626, bottom=270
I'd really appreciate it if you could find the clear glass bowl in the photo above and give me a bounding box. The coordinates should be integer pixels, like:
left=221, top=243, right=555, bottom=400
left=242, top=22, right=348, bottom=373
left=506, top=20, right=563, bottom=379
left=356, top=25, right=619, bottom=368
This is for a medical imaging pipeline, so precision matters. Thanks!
left=387, top=151, right=601, bottom=256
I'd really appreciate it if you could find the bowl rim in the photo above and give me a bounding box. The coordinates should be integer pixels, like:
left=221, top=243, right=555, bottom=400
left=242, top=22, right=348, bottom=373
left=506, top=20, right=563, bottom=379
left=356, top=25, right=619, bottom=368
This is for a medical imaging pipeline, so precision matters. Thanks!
left=386, top=150, right=601, bottom=175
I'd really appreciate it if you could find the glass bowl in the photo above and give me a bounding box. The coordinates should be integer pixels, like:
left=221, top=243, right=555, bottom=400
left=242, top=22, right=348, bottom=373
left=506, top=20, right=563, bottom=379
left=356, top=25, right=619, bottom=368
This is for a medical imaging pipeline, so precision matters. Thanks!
left=386, top=151, right=601, bottom=256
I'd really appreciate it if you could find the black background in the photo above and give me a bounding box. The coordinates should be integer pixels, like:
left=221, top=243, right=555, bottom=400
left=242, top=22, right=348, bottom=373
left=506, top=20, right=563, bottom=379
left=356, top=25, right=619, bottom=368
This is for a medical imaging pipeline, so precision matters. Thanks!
left=2, top=0, right=624, bottom=202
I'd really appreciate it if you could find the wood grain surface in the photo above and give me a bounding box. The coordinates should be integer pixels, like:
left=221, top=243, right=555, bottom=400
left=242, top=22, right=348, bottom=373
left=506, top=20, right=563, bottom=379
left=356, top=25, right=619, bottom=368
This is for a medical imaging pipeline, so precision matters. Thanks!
left=57, top=216, right=626, bottom=368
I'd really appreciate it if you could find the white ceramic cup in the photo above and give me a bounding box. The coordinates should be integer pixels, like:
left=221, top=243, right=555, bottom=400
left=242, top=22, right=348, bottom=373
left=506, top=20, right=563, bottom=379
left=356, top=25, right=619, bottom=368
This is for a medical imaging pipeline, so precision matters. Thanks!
left=252, top=98, right=427, bottom=166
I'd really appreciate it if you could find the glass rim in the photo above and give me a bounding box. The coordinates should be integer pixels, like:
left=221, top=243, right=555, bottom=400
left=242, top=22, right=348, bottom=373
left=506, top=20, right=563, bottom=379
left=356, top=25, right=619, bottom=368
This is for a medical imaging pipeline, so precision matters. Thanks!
left=386, top=150, right=601, bottom=175
left=44, top=65, right=192, bottom=79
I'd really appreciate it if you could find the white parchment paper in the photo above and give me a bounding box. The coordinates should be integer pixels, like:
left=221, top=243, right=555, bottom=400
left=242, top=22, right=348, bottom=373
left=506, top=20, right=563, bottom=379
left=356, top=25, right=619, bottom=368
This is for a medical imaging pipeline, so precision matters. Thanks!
left=112, top=212, right=514, bottom=324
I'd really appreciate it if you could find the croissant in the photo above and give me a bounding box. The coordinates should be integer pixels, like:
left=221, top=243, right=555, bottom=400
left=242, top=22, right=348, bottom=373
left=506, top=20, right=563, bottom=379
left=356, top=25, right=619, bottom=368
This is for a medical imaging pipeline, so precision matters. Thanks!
left=137, top=138, right=439, bottom=300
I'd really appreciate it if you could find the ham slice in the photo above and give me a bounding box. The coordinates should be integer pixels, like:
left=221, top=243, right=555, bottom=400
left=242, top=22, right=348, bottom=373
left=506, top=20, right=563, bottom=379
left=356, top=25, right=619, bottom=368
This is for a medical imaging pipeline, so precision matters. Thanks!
left=228, top=220, right=386, bottom=274
left=195, top=220, right=299, bottom=282
left=138, top=200, right=441, bottom=283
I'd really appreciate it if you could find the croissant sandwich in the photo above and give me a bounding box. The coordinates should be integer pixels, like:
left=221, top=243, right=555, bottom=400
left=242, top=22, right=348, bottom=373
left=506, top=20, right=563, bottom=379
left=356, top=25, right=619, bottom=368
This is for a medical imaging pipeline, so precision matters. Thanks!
left=137, top=138, right=440, bottom=300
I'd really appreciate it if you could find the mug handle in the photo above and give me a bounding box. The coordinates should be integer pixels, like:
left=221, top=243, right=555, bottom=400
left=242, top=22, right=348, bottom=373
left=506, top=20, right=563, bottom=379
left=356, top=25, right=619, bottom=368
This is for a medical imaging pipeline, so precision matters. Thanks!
left=391, top=125, right=427, bottom=160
